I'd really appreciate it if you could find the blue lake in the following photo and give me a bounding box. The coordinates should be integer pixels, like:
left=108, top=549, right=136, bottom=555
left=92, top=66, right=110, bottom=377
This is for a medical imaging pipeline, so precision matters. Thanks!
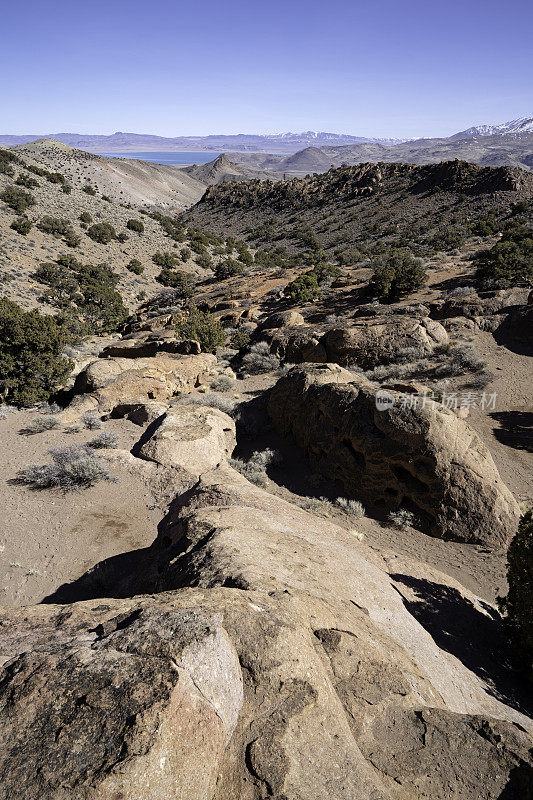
left=97, top=151, right=222, bottom=166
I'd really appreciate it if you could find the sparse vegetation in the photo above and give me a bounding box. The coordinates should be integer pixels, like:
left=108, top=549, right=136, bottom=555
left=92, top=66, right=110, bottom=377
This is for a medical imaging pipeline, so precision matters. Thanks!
left=0, top=298, right=74, bottom=407
left=283, top=271, right=320, bottom=304
left=155, top=268, right=194, bottom=295
left=126, top=218, right=144, bottom=233
left=10, top=216, right=32, bottom=235
left=126, top=258, right=144, bottom=275
left=229, top=448, right=281, bottom=487
left=1, top=185, right=36, bottom=213
left=474, top=224, right=533, bottom=287
left=87, top=431, right=119, bottom=449
left=241, top=341, right=280, bottom=374
left=81, top=411, right=102, bottom=430
left=17, top=445, right=111, bottom=491
left=213, top=259, right=244, bottom=280
left=499, top=509, right=533, bottom=677
left=22, top=415, right=62, bottom=434
left=34, top=254, right=128, bottom=332
left=369, top=250, right=427, bottom=302
left=388, top=509, right=418, bottom=529
left=175, top=302, right=224, bottom=353
left=86, top=222, right=117, bottom=244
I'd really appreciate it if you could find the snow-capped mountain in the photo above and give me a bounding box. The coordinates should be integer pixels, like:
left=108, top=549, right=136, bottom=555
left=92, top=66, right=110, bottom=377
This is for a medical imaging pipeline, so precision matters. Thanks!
left=450, top=117, right=533, bottom=140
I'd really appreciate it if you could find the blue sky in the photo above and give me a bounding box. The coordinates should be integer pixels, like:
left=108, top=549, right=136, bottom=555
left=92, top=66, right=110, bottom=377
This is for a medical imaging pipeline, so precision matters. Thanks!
left=2, top=0, right=531, bottom=138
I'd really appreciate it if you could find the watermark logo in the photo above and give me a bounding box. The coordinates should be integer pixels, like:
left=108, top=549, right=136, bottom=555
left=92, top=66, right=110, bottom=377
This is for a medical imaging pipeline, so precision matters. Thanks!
left=375, top=390, right=395, bottom=411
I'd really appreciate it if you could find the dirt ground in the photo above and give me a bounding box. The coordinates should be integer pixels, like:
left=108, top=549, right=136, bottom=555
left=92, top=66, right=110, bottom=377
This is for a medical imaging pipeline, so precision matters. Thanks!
left=0, top=411, right=162, bottom=606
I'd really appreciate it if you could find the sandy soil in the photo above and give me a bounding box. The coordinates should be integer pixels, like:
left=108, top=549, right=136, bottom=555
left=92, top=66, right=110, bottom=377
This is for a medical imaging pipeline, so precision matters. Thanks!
left=0, top=411, right=162, bottom=606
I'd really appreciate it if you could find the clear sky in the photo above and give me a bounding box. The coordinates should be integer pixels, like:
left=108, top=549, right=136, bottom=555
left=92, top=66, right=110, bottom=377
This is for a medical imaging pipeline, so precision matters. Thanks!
left=2, top=0, right=531, bottom=138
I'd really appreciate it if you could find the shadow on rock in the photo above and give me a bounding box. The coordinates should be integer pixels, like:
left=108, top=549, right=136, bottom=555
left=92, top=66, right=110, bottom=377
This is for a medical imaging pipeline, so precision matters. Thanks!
left=390, top=573, right=533, bottom=717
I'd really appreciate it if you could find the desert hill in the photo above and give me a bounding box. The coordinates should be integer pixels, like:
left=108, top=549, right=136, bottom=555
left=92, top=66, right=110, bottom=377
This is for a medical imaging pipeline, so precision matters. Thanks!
left=184, top=159, right=533, bottom=259
left=182, top=153, right=276, bottom=184
left=0, top=139, right=250, bottom=311
left=0, top=138, right=532, bottom=797
left=226, top=132, right=533, bottom=176
left=13, top=138, right=206, bottom=207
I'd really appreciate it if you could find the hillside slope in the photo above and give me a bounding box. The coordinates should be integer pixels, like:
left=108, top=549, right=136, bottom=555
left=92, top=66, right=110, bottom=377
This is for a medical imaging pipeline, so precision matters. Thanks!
left=184, top=160, right=533, bottom=257
left=13, top=139, right=206, bottom=207
left=0, top=141, right=243, bottom=311
left=227, top=132, right=533, bottom=175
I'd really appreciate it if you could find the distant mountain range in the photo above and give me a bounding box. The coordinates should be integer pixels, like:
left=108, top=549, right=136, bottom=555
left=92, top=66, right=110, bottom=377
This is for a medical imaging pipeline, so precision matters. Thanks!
left=0, top=118, right=531, bottom=154
left=0, top=131, right=404, bottom=154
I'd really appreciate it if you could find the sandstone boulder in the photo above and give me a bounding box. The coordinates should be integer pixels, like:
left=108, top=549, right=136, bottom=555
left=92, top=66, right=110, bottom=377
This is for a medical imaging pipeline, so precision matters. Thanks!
left=322, top=315, right=448, bottom=368
left=0, top=602, right=243, bottom=800
left=268, top=364, right=520, bottom=545
left=61, top=353, right=216, bottom=422
left=256, top=315, right=448, bottom=369
left=139, top=405, right=236, bottom=474
left=261, top=309, right=306, bottom=329
left=0, top=427, right=531, bottom=798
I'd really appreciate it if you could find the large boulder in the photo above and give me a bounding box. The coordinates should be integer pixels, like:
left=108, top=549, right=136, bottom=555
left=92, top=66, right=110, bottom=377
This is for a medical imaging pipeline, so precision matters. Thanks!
left=1, top=460, right=532, bottom=799
left=257, top=315, right=448, bottom=369
left=61, top=353, right=216, bottom=421
left=322, top=315, right=448, bottom=368
left=139, top=405, right=236, bottom=474
left=268, top=364, right=520, bottom=545
left=0, top=601, right=243, bottom=800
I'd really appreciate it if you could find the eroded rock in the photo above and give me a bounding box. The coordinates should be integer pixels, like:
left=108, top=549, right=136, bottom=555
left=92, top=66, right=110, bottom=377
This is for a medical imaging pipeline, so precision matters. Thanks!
left=268, top=364, right=520, bottom=544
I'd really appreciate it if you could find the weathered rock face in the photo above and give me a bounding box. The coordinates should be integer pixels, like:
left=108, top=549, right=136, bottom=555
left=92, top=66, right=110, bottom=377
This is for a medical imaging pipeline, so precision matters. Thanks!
left=61, top=353, right=216, bottom=421
left=0, top=602, right=243, bottom=800
left=322, top=315, right=448, bottom=368
left=258, top=315, right=448, bottom=369
left=139, top=405, right=236, bottom=475
left=0, top=401, right=532, bottom=798
left=1, top=464, right=532, bottom=800
left=268, top=364, right=520, bottom=545
left=99, top=331, right=201, bottom=359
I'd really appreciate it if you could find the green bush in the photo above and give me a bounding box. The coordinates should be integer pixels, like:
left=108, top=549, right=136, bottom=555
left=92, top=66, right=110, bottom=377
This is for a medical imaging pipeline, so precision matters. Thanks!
left=283, top=271, right=320, bottom=304
left=87, top=222, right=117, bottom=244
left=369, top=249, right=427, bottom=302
left=82, top=184, right=97, bottom=195
left=10, top=216, right=32, bottom=236
left=34, top=254, right=128, bottom=332
left=37, top=216, right=72, bottom=236
left=180, top=247, right=192, bottom=262
left=229, top=329, right=251, bottom=350
left=0, top=185, right=36, bottom=213
left=0, top=298, right=74, bottom=407
left=152, top=251, right=178, bottom=268
left=0, top=149, right=21, bottom=176
left=126, top=258, right=144, bottom=275
left=499, top=509, right=533, bottom=677
left=175, top=302, right=224, bottom=353
left=63, top=230, right=81, bottom=248
left=156, top=269, right=194, bottom=296
left=79, top=212, right=92, bottom=224
left=126, top=218, right=144, bottom=233
left=474, top=225, right=533, bottom=287
left=15, top=173, right=39, bottom=189
left=196, top=252, right=213, bottom=270
left=213, top=259, right=244, bottom=280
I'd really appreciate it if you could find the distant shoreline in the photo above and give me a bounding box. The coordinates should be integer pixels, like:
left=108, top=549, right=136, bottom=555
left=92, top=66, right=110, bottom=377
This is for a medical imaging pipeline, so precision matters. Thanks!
left=96, top=151, right=223, bottom=166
